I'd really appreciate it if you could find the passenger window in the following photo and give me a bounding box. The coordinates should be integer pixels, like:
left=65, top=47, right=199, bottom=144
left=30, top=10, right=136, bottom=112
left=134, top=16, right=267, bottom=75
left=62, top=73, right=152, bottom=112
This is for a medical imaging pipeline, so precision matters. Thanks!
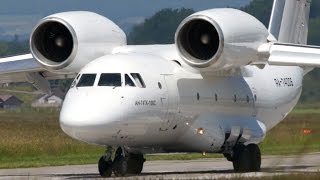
left=98, top=73, right=121, bottom=87
left=131, top=73, right=146, bottom=88
left=77, top=74, right=96, bottom=87
left=125, top=74, right=135, bottom=87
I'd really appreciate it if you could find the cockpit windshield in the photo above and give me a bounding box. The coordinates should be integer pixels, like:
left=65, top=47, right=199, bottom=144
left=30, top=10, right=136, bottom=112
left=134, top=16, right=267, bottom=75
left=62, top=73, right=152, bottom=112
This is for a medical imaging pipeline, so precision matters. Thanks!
left=75, top=73, right=146, bottom=88
left=76, top=74, right=97, bottom=87
left=98, top=73, right=122, bottom=87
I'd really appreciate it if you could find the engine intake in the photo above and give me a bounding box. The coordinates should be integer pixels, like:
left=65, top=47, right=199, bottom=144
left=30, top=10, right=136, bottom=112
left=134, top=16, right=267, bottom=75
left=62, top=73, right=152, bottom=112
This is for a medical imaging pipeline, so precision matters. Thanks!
left=32, top=21, right=74, bottom=65
left=176, top=9, right=269, bottom=72
left=30, top=11, right=127, bottom=73
left=177, top=18, right=222, bottom=65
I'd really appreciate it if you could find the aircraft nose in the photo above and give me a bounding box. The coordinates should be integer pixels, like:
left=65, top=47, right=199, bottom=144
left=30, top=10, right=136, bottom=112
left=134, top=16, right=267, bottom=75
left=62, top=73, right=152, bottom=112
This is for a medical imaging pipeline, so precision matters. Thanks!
left=59, top=90, right=123, bottom=141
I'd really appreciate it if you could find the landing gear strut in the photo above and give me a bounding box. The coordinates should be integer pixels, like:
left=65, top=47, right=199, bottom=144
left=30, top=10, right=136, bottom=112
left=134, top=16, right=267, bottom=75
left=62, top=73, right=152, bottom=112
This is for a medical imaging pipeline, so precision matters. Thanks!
left=231, top=144, right=261, bottom=172
left=98, top=146, right=145, bottom=177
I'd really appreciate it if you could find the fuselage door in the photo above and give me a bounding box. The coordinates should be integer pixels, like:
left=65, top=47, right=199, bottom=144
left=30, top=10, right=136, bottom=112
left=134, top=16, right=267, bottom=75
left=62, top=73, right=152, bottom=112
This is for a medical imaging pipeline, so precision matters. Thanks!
left=159, top=74, right=178, bottom=131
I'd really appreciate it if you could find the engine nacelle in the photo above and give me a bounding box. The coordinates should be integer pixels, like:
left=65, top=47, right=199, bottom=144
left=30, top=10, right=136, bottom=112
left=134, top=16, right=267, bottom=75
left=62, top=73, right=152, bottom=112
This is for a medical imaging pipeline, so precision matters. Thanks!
left=175, top=8, right=269, bottom=71
left=30, top=11, right=126, bottom=73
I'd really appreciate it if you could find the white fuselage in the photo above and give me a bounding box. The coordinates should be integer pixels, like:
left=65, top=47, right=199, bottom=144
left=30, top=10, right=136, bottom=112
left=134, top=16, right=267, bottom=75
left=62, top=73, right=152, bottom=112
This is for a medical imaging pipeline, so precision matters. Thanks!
left=59, top=46, right=303, bottom=153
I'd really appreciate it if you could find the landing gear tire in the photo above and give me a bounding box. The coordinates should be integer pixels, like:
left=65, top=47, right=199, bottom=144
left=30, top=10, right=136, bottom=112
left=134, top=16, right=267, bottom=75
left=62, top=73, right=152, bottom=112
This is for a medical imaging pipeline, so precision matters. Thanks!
left=247, top=144, right=261, bottom=171
left=127, top=153, right=145, bottom=174
left=232, top=144, right=261, bottom=172
left=113, top=147, right=128, bottom=176
left=112, top=147, right=145, bottom=176
left=98, top=156, right=113, bottom=177
left=113, top=156, right=128, bottom=176
left=97, top=147, right=145, bottom=177
left=233, top=144, right=250, bottom=172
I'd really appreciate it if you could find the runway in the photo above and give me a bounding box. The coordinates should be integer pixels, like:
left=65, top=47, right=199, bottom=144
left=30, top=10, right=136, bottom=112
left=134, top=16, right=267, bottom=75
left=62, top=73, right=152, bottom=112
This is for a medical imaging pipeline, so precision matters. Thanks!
left=0, top=153, right=319, bottom=179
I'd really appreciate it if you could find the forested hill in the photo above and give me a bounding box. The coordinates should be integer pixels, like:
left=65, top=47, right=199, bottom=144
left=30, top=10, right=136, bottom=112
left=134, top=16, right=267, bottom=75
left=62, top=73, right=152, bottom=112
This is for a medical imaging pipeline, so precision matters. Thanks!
left=128, top=0, right=320, bottom=46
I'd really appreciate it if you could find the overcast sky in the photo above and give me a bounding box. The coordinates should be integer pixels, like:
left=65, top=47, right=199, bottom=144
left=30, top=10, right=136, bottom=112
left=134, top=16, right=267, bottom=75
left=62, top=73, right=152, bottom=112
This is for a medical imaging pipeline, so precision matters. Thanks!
left=0, top=0, right=251, bottom=40
left=0, top=0, right=251, bottom=17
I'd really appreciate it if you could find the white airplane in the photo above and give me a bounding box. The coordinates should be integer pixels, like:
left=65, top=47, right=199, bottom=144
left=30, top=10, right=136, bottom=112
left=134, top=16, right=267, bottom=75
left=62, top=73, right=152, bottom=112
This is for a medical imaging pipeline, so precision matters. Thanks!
left=0, top=0, right=319, bottom=177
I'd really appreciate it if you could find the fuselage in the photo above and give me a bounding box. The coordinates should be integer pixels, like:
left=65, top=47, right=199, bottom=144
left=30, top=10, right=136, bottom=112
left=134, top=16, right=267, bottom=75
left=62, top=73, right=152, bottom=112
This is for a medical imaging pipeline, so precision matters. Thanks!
left=60, top=45, right=303, bottom=153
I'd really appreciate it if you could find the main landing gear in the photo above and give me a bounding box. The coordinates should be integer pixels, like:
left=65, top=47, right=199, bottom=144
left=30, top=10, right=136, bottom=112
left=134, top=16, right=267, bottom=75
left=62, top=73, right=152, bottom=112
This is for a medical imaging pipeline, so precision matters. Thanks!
left=225, top=144, right=261, bottom=172
left=98, top=146, right=145, bottom=177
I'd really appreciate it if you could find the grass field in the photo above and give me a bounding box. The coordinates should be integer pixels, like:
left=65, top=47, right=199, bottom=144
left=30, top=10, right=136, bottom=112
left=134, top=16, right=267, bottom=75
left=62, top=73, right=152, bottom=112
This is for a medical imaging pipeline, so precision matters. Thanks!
left=0, top=105, right=319, bottom=168
left=0, top=109, right=104, bottom=168
left=260, top=110, right=320, bottom=155
left=228, top=173, right=320, bottom=180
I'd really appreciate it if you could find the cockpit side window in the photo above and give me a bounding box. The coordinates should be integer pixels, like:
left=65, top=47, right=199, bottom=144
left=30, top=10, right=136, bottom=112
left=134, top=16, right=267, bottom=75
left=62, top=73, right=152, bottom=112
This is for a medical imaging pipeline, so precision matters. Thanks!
left=76, top=74, right=81, bottom=80
left=71, top=74, right=81, bottom=88
left=76, top=74, right=96, bottom=87
left=131, top=73, right=146, bottom=88
left=125, top=74, right=135, bottom=87
left=98, top=73, right=122, bottom=87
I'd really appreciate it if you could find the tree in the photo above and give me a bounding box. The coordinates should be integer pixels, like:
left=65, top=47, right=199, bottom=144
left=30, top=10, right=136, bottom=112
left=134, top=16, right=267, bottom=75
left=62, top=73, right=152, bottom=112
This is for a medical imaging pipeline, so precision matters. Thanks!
left=310, top=0, right=320, bottom=18
left=241, top=0, right=273, bottom=27
left=0, top=42, right=9, bottom=57
left=308, top=18, right=320, bottom=45
left=128, top=8, right=194, bottom=45
left=0, top=40, right=29, bottom=57
left=58, top=79, right=73, bottom=93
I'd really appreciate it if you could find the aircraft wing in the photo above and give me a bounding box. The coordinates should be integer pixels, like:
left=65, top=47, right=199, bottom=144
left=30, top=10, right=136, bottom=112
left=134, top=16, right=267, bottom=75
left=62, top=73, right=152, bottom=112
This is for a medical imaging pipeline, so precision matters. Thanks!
left=0, top=54, right=76, bottom=94
left=261, top=43, right=320, bottom=67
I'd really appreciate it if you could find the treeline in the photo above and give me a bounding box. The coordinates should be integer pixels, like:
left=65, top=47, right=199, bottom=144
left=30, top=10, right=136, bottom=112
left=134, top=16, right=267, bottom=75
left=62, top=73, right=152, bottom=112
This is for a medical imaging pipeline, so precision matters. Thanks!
left=128, top=8, right=195, bottom=44
left=0, top=40, right=29, bottom=57
left=127, top=0, right=320, bottom=46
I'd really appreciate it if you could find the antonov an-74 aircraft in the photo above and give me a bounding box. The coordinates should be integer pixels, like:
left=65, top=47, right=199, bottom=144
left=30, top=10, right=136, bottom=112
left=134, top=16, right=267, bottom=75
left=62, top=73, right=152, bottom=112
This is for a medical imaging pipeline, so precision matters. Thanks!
left=0, top=0, right=319, bottom=177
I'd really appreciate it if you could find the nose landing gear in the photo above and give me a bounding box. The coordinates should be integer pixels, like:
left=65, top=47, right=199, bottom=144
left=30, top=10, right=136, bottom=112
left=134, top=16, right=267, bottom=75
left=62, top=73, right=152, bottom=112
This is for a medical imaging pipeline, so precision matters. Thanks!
left=98, top=146, right=146, bottom=177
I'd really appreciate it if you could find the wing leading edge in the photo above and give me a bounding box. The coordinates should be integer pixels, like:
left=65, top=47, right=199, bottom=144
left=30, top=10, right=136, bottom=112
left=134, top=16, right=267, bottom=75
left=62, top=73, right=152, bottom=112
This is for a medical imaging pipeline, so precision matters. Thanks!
left=258, top=42, right=320, bottom=68
left=0, top=54, right=42, bottom=74
left=0, top=54, right=76, bottom=94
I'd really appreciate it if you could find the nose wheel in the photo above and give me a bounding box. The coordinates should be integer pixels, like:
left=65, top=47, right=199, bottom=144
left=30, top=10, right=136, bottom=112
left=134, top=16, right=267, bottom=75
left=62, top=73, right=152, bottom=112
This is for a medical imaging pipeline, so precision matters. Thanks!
left=98, top=146, right=113, bottom=177
left=113, top=147, right=128, bottom=176
left=98, top=157, right=113, bottom=177
left=98, top=146, right=145, bottom=177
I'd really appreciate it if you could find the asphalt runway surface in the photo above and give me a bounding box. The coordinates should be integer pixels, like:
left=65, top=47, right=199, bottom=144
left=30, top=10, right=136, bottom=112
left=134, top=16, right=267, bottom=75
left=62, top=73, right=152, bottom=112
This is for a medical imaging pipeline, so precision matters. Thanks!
left=0, top=153, right=319, bottom=179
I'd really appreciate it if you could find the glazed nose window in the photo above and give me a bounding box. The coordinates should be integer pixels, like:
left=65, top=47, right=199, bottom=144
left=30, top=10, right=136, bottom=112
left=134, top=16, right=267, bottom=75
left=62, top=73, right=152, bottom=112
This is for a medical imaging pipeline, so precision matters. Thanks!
left=98, top=73, right=122, bottom=87
left=76, top=74, right=96, bottom=87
